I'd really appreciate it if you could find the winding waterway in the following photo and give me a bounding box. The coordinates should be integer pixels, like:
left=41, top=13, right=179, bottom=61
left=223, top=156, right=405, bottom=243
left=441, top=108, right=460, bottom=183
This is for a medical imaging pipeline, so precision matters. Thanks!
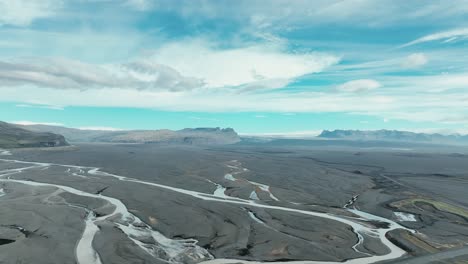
left=0, top=157, right=415, bottom=264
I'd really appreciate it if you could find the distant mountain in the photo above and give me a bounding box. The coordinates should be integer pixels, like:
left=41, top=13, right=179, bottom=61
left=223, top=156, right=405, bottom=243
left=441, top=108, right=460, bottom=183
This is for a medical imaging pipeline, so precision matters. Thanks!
left=0, top=121, right=68, bottom=148
left=19, top=124, right=116, bottom=143
left=18, top=124, right=241, bottom=145
left=318, top=129, right=468, bottom=145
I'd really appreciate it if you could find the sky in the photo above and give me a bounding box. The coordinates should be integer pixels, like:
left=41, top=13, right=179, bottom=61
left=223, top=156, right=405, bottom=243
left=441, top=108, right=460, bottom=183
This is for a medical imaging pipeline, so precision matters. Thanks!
left=1, top=0, right=468, bottom=135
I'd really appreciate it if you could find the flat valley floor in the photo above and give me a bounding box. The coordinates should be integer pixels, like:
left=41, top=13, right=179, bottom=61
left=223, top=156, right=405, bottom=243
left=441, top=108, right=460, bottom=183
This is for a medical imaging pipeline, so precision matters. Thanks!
left=1, top=142, right=468, bottom=264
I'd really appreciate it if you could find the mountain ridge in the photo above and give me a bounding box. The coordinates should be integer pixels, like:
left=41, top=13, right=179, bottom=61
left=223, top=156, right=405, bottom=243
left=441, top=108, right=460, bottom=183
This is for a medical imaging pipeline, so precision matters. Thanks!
left=0, top=121, right=68, bottom=148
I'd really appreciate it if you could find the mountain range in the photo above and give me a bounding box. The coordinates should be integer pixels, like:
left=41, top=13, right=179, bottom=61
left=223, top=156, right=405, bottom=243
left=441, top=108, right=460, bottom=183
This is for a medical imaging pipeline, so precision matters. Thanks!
left=16, top=124, right=241, bottom=145
left=5, top=122, right=468, bottom=148
left=318, top=129, right=468, bottom=145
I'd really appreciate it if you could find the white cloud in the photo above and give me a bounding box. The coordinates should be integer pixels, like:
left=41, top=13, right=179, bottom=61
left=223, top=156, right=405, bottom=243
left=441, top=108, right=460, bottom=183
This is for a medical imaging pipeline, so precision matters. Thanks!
left=3, top=67, right=468, bottom=126
left=2, top=83, right=468, bottom=126
left=12, top=120, right=64, bottom=126
left=188, top=116, right=219, bottom=122
left=12, top=121, right=123, bottom=131
left=380, top=73, right=468, bottom=93
left=0, top=86, right=397, bottom=113
left=381, top=111, right=468, bottom=124
left=149, top=40, right=340, bottom=89
left=400, top=28, right=468, bottom=47
left=0, top=58, right=203, bottom=91
left=2, top=0, right=468, bottom=131
left=15, top=103, right=63, bottom=110
left=0, top=0, right=61, bottom=26
left=0, top=40, right=338, bottom=92
left=237, top=78, right=292, bottom=92
left=337, top=79, right=382, bottom=92
left=402, top=53, right=428, bottom=68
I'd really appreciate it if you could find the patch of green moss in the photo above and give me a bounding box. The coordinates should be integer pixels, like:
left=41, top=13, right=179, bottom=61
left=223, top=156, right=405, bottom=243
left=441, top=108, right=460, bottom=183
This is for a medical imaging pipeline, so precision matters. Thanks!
left=398, top=198, right=468, bottom=219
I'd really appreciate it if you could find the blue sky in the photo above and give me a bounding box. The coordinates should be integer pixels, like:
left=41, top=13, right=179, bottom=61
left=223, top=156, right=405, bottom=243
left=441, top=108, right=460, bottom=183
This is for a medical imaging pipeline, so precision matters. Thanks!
left=1, top=0, right=468, bottom=135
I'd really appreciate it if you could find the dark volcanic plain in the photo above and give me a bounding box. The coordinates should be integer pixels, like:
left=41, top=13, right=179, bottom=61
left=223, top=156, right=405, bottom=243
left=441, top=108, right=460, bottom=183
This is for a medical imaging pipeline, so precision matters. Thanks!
left=1, top=140, right=468, bottom=263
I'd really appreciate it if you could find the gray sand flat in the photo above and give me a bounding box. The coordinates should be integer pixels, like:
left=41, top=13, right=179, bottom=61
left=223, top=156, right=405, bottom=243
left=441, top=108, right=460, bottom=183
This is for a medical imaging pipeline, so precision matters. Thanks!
left=1, top=142, right=468, bottom=263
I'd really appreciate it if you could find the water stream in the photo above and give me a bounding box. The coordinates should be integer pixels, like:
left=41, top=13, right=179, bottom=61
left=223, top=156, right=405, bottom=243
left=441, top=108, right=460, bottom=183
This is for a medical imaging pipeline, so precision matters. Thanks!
left=0, top=158, right=415, bottom=264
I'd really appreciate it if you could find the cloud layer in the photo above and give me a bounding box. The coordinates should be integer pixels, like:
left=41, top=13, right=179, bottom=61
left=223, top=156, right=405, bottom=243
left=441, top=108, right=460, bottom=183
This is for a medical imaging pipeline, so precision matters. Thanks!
left=0, top=41, right=339, bottom=92
left=0, top=58, right=203, bottom=91
left=149, top=40, right=340, bottom=89
left=1, top=0, right=468, bottom=131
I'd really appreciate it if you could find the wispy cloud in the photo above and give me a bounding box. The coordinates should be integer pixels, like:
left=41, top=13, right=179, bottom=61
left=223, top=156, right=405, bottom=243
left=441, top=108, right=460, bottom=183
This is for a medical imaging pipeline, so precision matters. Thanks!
left=2, top=0, right=468, bottom=132
left=337, top=79, right=382, bottom=93
left=0, top=40, right=338, bottom=92
left=400, top=28, right=468, bottom=47
left=3, top=74, right=468, bottom=128
left=401, top=53, right=428, bottom=68
left=148, top=39, right=339, bottom=89
left=0, top=58, right=203, bottom=91
left=12, top=121, right=123, bottom=131
left=16, top=103, right=64, bottom=110
left=188, top=116, right=220, bottom=122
